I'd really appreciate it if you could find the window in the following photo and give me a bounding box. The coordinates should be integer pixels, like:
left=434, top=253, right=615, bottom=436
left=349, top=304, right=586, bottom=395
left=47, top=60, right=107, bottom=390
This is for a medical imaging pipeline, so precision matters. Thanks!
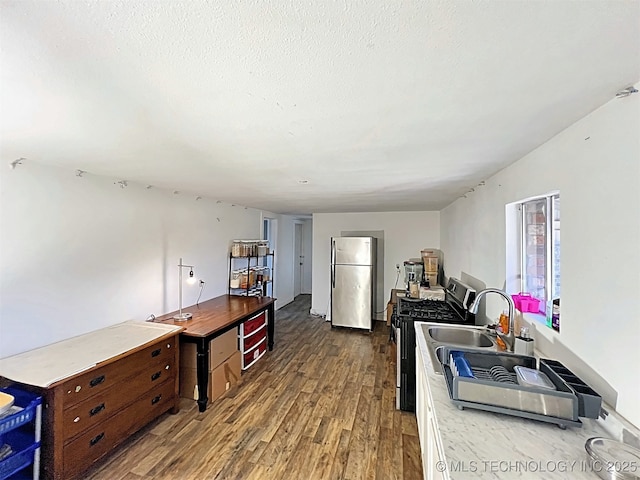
left=518, top=194, right=560, bottom=309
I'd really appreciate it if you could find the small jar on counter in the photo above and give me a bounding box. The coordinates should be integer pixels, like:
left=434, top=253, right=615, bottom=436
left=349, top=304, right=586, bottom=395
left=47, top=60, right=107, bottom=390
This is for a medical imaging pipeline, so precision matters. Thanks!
left=514, top=327, right=535, bottom=356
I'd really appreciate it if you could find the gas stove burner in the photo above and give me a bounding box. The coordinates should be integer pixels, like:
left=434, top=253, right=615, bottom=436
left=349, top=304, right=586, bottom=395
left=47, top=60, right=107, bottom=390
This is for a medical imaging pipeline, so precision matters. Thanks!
left=408, top=309, right=456, bottom=321
left=402, top=302, right=458, bottom=322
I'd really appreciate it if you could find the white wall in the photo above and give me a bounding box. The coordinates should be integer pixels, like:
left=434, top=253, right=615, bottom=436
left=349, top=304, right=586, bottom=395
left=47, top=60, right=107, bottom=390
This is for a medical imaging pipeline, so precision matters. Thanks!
left=275, top=215, right=296, bottom=308
left=0, top=162, right=263, bottom=358
left=311, top=211, right=440, bottom=317
left=440, top=85, right=640, bottom=428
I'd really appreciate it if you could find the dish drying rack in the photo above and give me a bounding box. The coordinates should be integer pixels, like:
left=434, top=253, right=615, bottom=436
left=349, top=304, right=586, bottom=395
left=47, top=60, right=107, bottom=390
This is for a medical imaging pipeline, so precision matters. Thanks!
left=467, top=365, right=517, bottom=383
left=441, top=347, right=588, bottom=428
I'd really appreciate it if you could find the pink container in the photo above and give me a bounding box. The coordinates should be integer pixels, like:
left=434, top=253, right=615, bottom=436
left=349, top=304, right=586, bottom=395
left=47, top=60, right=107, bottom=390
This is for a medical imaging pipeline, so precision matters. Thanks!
left=511, top=293, right=541, bottom=313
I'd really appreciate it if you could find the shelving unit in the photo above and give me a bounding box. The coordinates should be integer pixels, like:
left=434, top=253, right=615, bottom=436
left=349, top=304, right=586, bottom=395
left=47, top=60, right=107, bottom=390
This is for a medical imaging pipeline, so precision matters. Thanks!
left=228, top=251, right=275, bottom=297
left=0, top=387, right=42, bottom=480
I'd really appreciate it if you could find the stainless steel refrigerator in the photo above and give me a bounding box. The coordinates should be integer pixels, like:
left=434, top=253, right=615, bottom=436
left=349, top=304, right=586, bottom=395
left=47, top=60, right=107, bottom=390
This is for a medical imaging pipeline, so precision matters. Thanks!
left=330, top=236, right=377, bottom=331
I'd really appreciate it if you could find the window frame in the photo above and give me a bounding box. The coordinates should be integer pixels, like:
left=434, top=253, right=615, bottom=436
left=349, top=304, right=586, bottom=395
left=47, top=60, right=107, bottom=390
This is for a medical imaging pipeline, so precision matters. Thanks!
left=517, top=193, right=560, bottom=310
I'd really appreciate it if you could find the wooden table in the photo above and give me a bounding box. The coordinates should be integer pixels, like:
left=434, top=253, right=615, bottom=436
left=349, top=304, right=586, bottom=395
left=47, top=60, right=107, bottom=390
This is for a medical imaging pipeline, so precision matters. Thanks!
left=153, top=295, right=276, bottom=412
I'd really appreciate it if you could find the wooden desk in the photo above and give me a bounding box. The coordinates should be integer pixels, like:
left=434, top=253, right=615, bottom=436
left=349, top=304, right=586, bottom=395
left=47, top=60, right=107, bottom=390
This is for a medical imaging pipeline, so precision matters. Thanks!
left=154, top=295, right=276, bottom=412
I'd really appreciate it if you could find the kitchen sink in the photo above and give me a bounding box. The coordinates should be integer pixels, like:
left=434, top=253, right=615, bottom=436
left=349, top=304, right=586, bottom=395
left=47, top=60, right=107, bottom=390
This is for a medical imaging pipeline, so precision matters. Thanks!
left=420, top=324, right=497, bottom=374
left=428, top=326, right=494, bottom=347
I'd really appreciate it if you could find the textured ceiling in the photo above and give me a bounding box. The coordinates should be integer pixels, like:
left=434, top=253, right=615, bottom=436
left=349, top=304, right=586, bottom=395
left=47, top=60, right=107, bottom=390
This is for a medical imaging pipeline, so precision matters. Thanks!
left=1, top=1, right=639, bottom=214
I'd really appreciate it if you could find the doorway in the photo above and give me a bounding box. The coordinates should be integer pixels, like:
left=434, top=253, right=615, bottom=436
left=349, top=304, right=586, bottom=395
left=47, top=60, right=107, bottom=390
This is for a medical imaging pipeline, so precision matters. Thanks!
left=294, top=223, right=303, bottom=298
left=263, top=217, right=277, bottom=303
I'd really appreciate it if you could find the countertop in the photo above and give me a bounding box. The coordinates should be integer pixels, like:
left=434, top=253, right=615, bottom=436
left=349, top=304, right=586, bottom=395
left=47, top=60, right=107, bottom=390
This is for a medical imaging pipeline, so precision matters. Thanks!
left=0, top=321, right=183, bottom=387
left=414, top=321, right=620, bottom=480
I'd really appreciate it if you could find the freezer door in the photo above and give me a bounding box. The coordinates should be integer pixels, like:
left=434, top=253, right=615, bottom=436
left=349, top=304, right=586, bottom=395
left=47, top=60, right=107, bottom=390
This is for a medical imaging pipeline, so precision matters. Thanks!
left=331, top=264, right=373, bottom=330
left=332, top=237, right=373, bottom=266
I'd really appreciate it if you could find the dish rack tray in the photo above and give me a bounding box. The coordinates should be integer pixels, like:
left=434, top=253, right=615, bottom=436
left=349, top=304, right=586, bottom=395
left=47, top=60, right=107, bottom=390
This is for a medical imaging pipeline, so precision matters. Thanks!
left=440, top=347, right=582, bottom=428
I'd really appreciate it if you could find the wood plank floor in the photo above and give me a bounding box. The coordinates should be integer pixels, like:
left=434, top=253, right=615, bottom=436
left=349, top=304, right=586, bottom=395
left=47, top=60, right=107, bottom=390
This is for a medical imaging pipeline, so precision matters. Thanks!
left=85, top=295, right=422, bottom=480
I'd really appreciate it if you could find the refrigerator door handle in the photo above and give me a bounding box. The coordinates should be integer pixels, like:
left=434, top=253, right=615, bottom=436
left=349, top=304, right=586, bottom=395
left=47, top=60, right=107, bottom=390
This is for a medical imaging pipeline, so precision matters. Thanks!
left=331, top=239, right=336, bottom=266
left=331, top=240, right=336, bottom=288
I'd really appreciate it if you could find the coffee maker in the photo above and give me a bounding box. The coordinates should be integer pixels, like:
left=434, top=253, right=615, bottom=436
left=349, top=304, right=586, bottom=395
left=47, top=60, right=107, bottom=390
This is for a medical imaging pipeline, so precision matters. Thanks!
left=403, top=260, right=424, bottom=298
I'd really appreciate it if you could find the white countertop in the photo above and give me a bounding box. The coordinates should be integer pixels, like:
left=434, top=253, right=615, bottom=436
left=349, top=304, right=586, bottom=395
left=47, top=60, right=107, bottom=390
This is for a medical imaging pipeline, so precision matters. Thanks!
left=414, top=321, right=618, bottom=480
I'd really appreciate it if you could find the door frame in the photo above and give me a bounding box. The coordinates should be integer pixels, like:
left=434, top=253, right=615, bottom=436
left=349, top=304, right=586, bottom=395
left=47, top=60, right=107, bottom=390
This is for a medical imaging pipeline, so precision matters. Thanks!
left=294, top=222, right=303, bottom=298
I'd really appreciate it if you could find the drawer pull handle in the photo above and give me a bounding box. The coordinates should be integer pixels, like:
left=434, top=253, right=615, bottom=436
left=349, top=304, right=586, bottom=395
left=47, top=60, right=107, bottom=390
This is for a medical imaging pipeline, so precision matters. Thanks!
left=74, top=416, right=80, bottom=423
left=90, top=403, right=105, bottom=416
left=165, top=365, right=170, bottom=370
left=167, top=343, right=171, bottom=348
left=151, top=348, right=161, bottom=357
left=151, top=371, right=162, bottom=381
left=151, top=394, right=162, bottom=405
left=90, top=432, right=105, bottom=446
left=89, top=375, right=105, bottom=388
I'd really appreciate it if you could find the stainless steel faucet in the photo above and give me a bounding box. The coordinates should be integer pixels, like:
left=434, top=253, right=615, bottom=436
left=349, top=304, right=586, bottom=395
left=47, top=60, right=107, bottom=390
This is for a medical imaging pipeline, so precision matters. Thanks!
left=468, top=288, right=516, bottom=352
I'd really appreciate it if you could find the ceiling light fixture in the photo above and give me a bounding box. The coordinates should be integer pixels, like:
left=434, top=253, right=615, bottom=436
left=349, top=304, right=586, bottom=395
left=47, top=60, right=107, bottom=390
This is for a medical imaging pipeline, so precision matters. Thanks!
left=616, top=86, right=638, bottom=98
left=75, top=170, right=86, bottom=177
left=116, top=180, right=128, bottom=188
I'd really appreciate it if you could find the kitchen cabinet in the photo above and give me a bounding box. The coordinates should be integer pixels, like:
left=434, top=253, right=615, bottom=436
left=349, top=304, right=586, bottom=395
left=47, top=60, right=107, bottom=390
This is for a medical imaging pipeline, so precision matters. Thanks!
left=416, top=343, right=449, bottom=480
left=228, top=252, right=274, bottom=297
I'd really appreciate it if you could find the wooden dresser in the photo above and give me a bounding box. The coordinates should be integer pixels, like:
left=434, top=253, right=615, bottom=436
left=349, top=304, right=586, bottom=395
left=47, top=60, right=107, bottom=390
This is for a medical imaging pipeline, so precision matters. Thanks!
left=0, top=321, right=183, bottom=480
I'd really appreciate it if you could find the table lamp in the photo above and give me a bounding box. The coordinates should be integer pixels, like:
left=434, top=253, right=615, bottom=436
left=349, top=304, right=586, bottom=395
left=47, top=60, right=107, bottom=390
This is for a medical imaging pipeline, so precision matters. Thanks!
left=173, top=258, right=196, bottom=321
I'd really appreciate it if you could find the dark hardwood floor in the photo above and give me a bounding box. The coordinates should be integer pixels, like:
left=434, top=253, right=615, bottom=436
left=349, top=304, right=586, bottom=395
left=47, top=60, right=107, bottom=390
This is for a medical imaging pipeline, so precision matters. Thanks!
left=85, top=295, right=422, bottom=480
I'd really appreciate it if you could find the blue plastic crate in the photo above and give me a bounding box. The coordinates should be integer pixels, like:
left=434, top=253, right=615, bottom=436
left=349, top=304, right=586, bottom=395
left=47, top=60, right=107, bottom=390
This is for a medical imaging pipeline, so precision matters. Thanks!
left=0, top=388, right=41, bottom=436
left=0, top=430, right=39, bottom=480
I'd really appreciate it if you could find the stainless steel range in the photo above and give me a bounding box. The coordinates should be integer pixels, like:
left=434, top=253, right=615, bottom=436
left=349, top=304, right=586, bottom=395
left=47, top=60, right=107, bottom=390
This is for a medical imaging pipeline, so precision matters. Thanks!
left=394, top=277, right=476, bottom=411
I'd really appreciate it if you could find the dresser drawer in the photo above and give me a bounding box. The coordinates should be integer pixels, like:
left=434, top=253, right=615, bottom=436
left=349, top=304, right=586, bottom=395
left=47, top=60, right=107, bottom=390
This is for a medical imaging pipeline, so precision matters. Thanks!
left=62, top=378, right=176, bottom=479
left=242, top=338, right=266, bottom=370
left=241, top=324, right=267, bottom=352
left=240, top=312, right=266, bottom=337
left=59, top=337, right=176, bottom=408
left=61, top=356, right=175, bottom=442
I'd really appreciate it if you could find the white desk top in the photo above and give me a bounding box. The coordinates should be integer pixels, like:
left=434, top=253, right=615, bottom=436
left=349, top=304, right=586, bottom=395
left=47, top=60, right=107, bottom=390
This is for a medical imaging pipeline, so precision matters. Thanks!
left=0, top=321, right=182, bottom=387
